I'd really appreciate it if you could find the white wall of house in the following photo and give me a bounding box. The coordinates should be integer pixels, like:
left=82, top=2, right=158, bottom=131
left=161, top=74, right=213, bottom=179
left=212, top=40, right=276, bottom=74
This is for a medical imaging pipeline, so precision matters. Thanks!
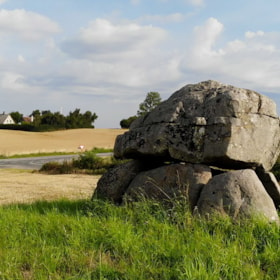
left=3, top=115, right=15, bottom=124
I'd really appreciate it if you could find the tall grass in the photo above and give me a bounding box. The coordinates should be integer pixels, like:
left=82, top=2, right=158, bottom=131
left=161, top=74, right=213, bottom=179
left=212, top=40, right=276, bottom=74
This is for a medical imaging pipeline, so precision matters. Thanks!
left=0, top=199, right=279, bottom=279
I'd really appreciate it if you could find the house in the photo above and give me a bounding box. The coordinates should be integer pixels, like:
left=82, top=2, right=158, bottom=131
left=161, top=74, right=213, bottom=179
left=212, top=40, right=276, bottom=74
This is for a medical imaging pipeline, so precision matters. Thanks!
left=0, top=113, right=15, bottom=125
left=22, top=116, right=34, bottom=123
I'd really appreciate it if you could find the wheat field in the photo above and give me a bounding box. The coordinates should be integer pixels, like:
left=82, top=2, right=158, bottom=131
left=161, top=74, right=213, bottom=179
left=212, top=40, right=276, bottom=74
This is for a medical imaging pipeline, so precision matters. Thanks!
left=0, top=128, right=127, bottom=205
left=0, top=128, right=127, bottom=156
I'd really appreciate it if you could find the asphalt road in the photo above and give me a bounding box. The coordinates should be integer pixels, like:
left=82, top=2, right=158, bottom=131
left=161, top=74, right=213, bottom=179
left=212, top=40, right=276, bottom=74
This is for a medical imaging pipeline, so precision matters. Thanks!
left=0, top=155, right=79, bottom=170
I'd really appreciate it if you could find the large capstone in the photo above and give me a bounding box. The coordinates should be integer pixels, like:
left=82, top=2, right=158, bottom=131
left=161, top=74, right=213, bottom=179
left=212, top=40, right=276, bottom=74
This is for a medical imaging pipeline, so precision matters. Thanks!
left=114, top=80, right=280, bottom=171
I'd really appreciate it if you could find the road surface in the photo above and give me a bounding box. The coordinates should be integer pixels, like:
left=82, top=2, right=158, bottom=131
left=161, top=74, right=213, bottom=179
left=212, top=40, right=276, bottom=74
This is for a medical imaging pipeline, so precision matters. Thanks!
left=0, top=153, right=113, bottom=170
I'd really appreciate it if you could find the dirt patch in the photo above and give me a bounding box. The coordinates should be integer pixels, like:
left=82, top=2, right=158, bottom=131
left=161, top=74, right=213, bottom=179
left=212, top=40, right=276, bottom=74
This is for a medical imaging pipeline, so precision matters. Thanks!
left=0, top=128, right=127, bottom=156
left=0, top=169, right=99, bottom=205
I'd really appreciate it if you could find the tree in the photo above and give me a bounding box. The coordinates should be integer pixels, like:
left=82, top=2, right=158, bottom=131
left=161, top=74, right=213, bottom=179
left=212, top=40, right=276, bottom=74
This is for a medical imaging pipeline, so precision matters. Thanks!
left=66, top=109, right=98, bottom=129
left=137, top=91, right=162, bottom=117
left=66, top=109, right=82, bottom=129
left=81, top=110, right=98, bottom=128
left=29, top=109, right=98, bottom=129
left=120, top=115, right=137, bottom=129
left=41, top=110, right=51, bottom=116
left=30, top=110, right=41, bottom=126
left=10, top=111, right=23, bottom=124
left=40, top=111, right=66, bottom=127
left=120, top=91, right=162, bottom=128
left=31, top=110, right=41, bottom=118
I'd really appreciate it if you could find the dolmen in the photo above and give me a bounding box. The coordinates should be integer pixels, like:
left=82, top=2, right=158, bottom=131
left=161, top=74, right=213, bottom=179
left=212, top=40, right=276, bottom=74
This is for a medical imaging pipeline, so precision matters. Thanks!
left=93, top=80, right=280, bottom=223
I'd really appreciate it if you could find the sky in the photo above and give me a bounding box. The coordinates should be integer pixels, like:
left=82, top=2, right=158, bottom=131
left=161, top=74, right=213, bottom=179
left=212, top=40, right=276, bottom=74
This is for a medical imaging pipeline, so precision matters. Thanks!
left=1, top=0, right=280, bottom=128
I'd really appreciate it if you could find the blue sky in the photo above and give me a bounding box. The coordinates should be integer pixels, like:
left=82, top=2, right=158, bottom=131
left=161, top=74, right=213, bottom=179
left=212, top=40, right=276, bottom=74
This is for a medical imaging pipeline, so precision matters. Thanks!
left=1, top=0, right=280, bottom=127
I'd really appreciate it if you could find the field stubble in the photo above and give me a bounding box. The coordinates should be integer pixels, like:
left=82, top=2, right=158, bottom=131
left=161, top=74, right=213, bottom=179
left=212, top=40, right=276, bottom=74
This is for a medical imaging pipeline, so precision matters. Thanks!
left=0, top=169, right=100, bottom=205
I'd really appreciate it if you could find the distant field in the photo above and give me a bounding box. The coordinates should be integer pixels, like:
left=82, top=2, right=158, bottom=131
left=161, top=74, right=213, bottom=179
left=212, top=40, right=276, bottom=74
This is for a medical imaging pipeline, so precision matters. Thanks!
left=0, top=128, right=127, bottom=156
left=0, top=128, right=127, bottom=205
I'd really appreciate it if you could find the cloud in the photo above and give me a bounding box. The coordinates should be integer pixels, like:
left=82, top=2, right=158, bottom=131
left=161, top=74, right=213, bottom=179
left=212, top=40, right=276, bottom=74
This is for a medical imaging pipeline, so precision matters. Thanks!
left=0, top=9, right=61, bottom=40
left=57, top=18, right=183, bottom=105
left=17, top=54, right=25, bottom=63
left=159, top=0, right=204, bottom=6
left=130, top=0, right=140, bottom=5
left=245, top=30, right=264, bottom=39
left=181, top=17, right=280, bottom=92
left=186, top=0, right=204, bottom=6
left=192, top=17, right=224, bottom=56
left=138, top=13, right=186, bottom=24
left=0, top=72, right=26, bottom=91
left=61, top=18, right=167, bottom=59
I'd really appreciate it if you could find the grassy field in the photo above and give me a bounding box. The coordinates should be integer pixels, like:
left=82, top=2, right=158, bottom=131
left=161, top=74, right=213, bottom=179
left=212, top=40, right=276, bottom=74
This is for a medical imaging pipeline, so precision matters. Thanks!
left=0, top=199, right=279, bottom=279
left=0, top=128, right=279, bottom=279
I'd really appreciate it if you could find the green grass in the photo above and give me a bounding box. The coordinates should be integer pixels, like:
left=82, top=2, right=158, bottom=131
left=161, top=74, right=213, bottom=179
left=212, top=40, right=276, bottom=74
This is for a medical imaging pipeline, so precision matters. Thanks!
left=90, top=147, right=113, bottom=154
left=0, top=199, right=279, bottom=279
left=0, top=148, right=113, bottom=159
left=0, top=152, right=76, bottom=159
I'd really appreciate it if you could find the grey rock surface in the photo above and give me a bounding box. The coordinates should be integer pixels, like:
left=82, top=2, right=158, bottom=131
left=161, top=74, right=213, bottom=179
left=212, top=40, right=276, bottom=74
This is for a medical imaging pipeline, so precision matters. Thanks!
left=114, top=80, right=280, bottom=171
left=93, top=160, right=144, bottom=203
left=197, top=169, right=279, bottom=223
left=124, top=163, right=212, bottom=209
left=256, top=168, right=280, bottom=209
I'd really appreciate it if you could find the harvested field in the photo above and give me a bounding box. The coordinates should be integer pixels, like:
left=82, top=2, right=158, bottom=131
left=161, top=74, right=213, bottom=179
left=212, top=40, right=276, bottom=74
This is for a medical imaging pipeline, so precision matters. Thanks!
left=0, top=169, right=99, bottom=205
left=0, top=128, right=126, bottom=205
left=0, top=128, right=127, bottom=156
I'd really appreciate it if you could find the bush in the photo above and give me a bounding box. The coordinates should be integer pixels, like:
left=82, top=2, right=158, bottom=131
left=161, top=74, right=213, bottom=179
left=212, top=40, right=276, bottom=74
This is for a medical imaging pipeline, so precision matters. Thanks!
left=0, top=124, right=35, bottom=131
left=120, top=115, right=137, bottom=128
left=0, top=124, right=67, bottom=132
left=73, top=151, right=105, bottom=170
left=39, top=149, right=127, bottom=175
left=40, top=161, right=74, bottom=174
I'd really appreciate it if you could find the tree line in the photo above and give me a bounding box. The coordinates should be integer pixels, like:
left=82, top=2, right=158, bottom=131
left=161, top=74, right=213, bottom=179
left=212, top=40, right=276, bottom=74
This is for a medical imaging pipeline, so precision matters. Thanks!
left=8, top=109, right=98, bottom=131
left=5, top=91, right=161, bottom=131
